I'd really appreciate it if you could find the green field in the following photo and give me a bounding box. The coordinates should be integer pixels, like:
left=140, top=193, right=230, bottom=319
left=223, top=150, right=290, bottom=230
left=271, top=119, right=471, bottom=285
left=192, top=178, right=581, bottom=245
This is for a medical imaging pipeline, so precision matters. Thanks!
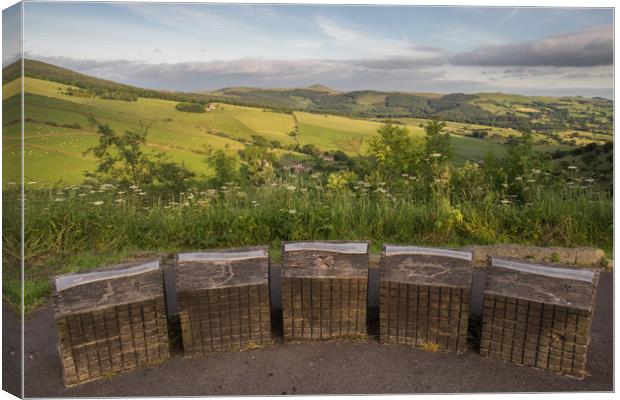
left=2, top=61, right=613, bottom=312
left=3, top=76, right=537, bottom=185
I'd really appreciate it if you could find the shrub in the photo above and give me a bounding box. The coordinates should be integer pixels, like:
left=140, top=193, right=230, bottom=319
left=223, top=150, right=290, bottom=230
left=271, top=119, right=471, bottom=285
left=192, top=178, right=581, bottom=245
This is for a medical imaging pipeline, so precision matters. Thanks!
left=175, top=102, right=206, bottom=113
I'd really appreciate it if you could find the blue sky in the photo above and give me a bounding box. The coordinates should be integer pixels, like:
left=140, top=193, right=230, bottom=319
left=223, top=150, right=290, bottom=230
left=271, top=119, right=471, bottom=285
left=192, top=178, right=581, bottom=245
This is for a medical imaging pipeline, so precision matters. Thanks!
left=7, top=2, right=615, bottom=97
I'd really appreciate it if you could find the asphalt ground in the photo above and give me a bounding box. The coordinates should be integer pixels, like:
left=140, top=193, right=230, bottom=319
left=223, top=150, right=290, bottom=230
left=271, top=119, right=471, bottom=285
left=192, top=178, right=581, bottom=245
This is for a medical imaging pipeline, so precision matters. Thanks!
left=2, top=269, right=613, bottom=397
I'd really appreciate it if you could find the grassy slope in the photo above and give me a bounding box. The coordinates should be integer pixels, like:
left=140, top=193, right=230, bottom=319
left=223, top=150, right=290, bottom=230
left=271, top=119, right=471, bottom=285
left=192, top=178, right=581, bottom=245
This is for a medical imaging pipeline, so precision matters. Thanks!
left=0, top=76, right=592, bottom=185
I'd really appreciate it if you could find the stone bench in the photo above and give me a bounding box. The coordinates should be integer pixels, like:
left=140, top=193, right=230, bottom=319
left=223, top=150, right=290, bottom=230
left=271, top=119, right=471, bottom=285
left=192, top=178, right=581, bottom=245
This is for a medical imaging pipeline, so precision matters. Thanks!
left=481, top=257, right=600, bottom=378
left=175, top=247, right=271, bottom=355
left=379, top=245, right=473, bottom=352
left=52, top=260, right=170, bottom=387
left=281, top=241, right=370, bottom=340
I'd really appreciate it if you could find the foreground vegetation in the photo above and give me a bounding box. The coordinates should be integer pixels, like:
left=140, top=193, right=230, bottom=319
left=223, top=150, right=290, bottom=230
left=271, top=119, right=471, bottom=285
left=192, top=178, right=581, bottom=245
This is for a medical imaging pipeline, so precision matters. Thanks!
left=1, top=60, right=613, bottom=313
left=2, top=120, right=613, bottom=312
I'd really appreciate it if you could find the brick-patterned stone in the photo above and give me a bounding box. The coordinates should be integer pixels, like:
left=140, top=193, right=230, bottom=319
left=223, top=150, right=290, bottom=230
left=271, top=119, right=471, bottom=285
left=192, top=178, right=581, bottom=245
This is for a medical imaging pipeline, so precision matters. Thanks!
left=379, top=245, right=473, bottom=352
left=480, top=257, right=600, bottom=379
left=53, top=260, right=170, bottom=387
left=281, top=241, right=369, bottom=340
left=175, top=247, right=271, bottom=356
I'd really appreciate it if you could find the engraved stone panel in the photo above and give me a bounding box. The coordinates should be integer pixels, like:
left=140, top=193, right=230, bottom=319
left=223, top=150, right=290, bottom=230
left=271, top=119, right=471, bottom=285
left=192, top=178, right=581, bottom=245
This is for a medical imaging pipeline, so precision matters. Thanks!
left=281, top=241, right=370, bottom=340
left=379, top=245, right=473, bottom=352
left=176, top=246, right=271, bottom=356
left=53, top=260, right=170, bottom=387
left=480, top=257, right=600, bottom=378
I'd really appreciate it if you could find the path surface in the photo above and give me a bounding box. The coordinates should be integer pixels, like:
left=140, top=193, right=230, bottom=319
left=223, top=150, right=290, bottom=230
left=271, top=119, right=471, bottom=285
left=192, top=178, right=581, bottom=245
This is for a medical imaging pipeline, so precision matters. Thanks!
left=6, top=270, right=613, bottom=397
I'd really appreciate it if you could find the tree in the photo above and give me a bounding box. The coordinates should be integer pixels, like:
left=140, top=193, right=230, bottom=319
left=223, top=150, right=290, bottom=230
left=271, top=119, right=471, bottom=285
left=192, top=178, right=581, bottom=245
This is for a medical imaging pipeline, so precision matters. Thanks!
left=84, top=123, right=155, bottom=187
left=366, top=121, right=422, bottom=180
left=204, top=146, right=239, bottom=187
left=483, top=132, right=548, bottom=202
left=300, top=143, right=320, bottom=157
left=175, top=102, right=206, bottom=113
left=152, top=153, right=196, bottom=192
left=239, top=137, right=277, bottom=185
left=423, top=118, right=452, bottom=161
left=84, top=122, right=195, bottom=190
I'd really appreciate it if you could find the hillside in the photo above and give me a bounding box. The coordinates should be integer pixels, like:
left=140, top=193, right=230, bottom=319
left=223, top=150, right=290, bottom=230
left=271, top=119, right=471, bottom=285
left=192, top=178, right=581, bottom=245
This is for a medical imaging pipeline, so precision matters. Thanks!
left=202, top=88, right=612, bottom=140
left=1, top=59, right=613, bottom=186
left=6, top=59, right=614, bottom=138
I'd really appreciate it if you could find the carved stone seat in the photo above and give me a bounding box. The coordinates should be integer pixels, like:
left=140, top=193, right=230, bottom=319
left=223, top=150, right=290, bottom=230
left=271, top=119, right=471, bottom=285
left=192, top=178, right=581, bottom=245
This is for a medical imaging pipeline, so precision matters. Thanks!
left=281, top=241, right=370, bottom=340
left=53, top=259, right=169, bottom=387
left=175, top=247, right=271, bottom=355
left=379, top=245, right=473, bottom=352
left=481, top=257, right=600, bottom=378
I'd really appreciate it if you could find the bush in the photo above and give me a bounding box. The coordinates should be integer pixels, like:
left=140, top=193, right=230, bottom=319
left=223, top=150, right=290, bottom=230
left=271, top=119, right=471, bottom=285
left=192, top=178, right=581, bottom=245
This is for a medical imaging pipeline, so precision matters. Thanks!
left=175, top=102, right=206, bottom=113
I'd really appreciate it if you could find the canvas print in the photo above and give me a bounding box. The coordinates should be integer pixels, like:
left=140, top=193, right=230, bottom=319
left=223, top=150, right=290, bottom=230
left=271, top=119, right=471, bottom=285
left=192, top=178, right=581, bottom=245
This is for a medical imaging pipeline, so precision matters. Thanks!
left=1, top=1, right=613, bottom=397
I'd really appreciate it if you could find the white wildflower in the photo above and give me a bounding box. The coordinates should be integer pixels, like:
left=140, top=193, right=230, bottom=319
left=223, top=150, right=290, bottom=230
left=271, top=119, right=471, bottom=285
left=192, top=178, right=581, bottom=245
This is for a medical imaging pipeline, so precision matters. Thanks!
left=567, top=165, right=578, bottom=170
left=288, top=209, right=297, bottom=214
left=91, top=201, right=104, bottom=206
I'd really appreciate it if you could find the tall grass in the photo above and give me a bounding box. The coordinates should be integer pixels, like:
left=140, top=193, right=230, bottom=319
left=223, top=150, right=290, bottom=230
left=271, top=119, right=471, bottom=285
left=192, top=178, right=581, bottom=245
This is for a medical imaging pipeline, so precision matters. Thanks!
left=5, top=179, right=612, bottom=264
left=2, top=174, right=612, bottom=310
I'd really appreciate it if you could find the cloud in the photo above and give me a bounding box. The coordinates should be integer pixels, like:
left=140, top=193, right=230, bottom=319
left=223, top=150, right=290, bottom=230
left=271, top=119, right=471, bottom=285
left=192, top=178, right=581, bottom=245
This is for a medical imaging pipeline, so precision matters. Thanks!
left=452, top=26, right=613, bottom=67
left=313, top=15, right=446, bottom=63
left=26, top=52, right=612, bottom=98
left=314, top=15, right=360, bottom=42
left=351, top=50, right=448, bottom=70
left=29, top=53, right=447, bottom=81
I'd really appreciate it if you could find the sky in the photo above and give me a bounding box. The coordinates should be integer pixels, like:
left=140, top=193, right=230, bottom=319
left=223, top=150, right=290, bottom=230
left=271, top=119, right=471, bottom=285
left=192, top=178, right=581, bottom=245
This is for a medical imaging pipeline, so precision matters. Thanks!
left=4, top=2, right=615, bottom=97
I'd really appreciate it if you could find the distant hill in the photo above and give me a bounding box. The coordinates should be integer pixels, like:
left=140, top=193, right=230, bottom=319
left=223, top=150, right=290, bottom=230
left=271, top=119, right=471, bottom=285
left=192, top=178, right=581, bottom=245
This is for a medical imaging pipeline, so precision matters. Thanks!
left=306, top=84, right=340, bottom=94
left=4, top=58, right=613, bottom=137
left=2, top=59, right=612, bottom=186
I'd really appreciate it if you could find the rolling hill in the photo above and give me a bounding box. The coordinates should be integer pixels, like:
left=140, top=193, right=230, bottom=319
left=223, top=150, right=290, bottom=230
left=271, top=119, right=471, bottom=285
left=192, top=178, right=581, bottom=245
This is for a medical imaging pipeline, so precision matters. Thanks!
left=1, top=59, right=613, bottom=186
